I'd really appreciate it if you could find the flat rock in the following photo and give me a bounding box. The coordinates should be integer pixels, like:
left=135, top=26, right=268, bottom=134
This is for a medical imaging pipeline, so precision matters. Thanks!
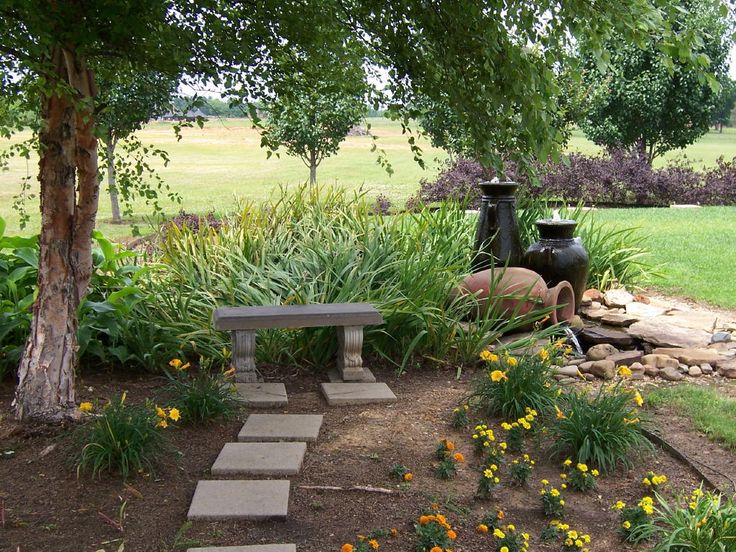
left=625, top=302, right=668, bottom=319
left=583, top=289, right=604, bottom=303
left=211, top=442, right=307, bottom=476
left=717, top=359, right=736, bottom=378
left=601, top=312, right=638, bottom=327
left=580, top=326, right=633, bottom=347
left=569, top=315, right=585, bottom=330
left=320, top=382, right=397, bottom=406
left=238, top=414, right=323, bottom=442
left=659, top=367, right=685, bottom=381
left=604, top=288, right=634, bottom=308
left=586, top=343, right=619, bottom=361
left=580, top=308, right=608, bottom=322
left=652, top=347, right=722, bottom=367
left=711, top=331, right=732, bottom=344
left=659, top=310, right=720, bottom=332
left=628, top=319, right=711, bottom=348
left=606, top=350, right=643, bottom=366
left=188, top=546, right=296, bottom=552
left=589, top=360, right=616, bottom=379
left=641, top=354, right=679, bottom=369
left=554, top=366, right=582, bottom=378
left=187, top=480, right=290, bottom=521
left=701, top=363, right=714, bottom=375
left=578, top=361, right=594, bottom=373
left=644, top=365, right=659, bottom=377
left=688, top=366, right=703, bottom=377
left=235, top=383, right=288, bottom=408
left=327, top=367, right=376, bottom=383
left=567, top=358, right=586, bottom=366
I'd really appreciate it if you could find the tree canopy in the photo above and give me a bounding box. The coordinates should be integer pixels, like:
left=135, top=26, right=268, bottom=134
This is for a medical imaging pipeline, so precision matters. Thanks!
left=579, top=0, right=733, bottom=163
left=0, top=0, right=713, bottom=421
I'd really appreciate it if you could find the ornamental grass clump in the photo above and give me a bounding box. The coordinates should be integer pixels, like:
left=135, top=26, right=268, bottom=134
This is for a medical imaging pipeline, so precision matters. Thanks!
left=540, top=480, right=566, bottom=518
left=637, top=488, right=736, bottom=552
left=551, top=382, right=652, bottom=473
left=564, top=460, right=599, bottom=492
left=509, top=454, right=535, bottom=486
left=164, top=357, right=241, bottom=424
left=75, top=393, right=173, bottom=480
left=489, top=524, right=529, bottom=552
left=414, top=510, right=457, bottom=552
left=475, top=349, right=558, bottom=420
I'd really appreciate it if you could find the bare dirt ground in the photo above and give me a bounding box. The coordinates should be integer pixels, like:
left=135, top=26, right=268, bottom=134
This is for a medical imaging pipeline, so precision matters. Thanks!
left=1, top=360, right=731, bottom=552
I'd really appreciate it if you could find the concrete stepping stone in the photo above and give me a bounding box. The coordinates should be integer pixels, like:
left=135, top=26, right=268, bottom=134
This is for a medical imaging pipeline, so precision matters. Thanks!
left=238, top=414, right=323, bottom=442
left=320, top=382, right=397, bottom=406
left=188, top=546, right=296, bottom=552
left=235, top=383, right=288, bottom=408
left=211, top=442, right=307, bottom=476
left=187, top=480, right=290, bottom=521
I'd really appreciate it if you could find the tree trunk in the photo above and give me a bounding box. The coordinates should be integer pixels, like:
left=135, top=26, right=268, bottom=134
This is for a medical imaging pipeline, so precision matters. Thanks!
left=309, top=149, right=317, bottom=185
left=106, top=135, right=122, bottom=224
left=13, top=46, right=98, bottom=422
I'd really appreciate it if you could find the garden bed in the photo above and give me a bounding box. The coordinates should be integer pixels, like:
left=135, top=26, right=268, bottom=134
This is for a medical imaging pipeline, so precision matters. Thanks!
left=1, top=363, right=732, bottom=552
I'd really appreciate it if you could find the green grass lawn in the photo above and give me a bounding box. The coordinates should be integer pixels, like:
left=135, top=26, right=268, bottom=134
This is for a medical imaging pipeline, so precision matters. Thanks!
left=647, top=384, right=736, bottom=450
left=1, top=119, right=735, bottom=307
left=591, top=207, right=736, bottom=308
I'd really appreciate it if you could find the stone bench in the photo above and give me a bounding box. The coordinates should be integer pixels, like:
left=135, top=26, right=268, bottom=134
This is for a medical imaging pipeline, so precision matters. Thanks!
left=213, top=303, right=384, bottom=383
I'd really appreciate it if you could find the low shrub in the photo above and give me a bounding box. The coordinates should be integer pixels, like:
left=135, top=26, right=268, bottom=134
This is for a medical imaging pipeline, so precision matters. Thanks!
left=613, top=496, right=655, bottom=543
left=473, top=348, right=559, bottom=420
left=75, top=393, right=175, bottom=480
left=164, top=358, right=241, bottom=424
left=550, top=382, right=653, bottom=473
left=637, top=488, right=736, bottom=551
left=414, top=510, right=458, bottom=551
left=540, top=480, right=566, bottom=517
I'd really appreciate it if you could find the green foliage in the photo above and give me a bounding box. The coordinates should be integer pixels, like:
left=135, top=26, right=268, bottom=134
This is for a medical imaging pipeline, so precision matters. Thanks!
left=565, top=462, right=599, bottom=492
left=509, top=455, right=534, bottom=486
left=579, top=0, right=733, bottom=163
left=131, top=186, right=547, bottom=372
left=473, top=350, right=559, bottom=420
left=414, top=510, right=457, bottom=551
left=712, top=77, right=736, bottom=128
left=435, top=458, right=459, bottom=480
left=477, top=462, right=501, bottom=498
left=616, top=496, right=656, bottom=543
left=636, top=488, right=736, bottom=551
left=164, top=360, right=241, bottom=424
left=490, top=523, right=529, bottom=552
left=75, top=394, right=173, bottom=480
left=540, top=482, right=566, bottom=518
left=450, top=404, right=470, bottom=428
left=551, top=383, right=653, bottom=473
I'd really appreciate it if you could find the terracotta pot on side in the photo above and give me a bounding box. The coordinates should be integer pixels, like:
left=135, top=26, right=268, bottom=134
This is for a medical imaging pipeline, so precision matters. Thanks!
left=459, top=266, right=576, bottom=325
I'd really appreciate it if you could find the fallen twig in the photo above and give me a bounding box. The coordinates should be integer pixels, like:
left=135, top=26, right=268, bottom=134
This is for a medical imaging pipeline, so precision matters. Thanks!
left=298, top=484, right=397, bottom=495
left=97, top=510, right=123, bottom=532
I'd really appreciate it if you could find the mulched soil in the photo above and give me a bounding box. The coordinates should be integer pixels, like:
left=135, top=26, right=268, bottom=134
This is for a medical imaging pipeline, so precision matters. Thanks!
left=1, top=362, right=734, bottom=552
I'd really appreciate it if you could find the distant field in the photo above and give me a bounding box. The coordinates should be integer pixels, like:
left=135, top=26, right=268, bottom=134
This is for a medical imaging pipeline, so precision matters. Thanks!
left=1, top=118, right=735, bottom=239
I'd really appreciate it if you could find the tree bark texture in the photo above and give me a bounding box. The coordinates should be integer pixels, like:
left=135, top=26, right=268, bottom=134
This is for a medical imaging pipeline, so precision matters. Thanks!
left=106, top=136, right=122, bottom=224
left=13, top=45, right=98, bottom=421
left=309, top=149, right=317, bottom=185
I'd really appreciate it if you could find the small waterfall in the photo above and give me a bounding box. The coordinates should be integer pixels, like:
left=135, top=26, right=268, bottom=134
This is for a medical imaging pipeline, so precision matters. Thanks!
left=552, top=209, right=561, bottom=221
left=564, top=327, right=583, bottom=356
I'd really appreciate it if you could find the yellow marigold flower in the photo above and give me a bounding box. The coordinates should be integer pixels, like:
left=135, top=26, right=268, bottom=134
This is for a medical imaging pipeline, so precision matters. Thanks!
left=501, top=422, right=512, bottom=430
left=565, top=538, right=573, bottom=546
left=493, top=528, right=506, bottom=539
left=560, top=499, right=565, bottom=505
left=168, top=408, right=181, bottom=422
left=568, top=530, right=578, bottom=539
left=563, top=458, right=572, bottom=466
left=617, top=366, right=632, bottom=377
left=575, top=539, right=583, bottom=547
left=541, top=479, right=550, bottom=485
left=561, top=483, right=567, bottom=489
left=497, top=510, right=505, bottom=520
left=591, top=469, right=599, bottom=477
left=551, top=488, right=560, bottom=497
left=577, top=463, right=588, bottom=472
left=643, top=477, right=651, bottom=486
left=507, top=524, right=515, bottom=531
left=156, top=406, right=166, bottom=418
left=368, top=539, right=379, bottom=550
left=447, top=529, right=456, bottom=540
left=507, top=356, right=518, bottom=367
left=583, top=534, right=591, bottom=543
left=403, top=472, right=413, bottom=482
left=560, top=473, right=567, bottom=479
left=79, top=402, right=93, bottom=413
left=436, top=514, right=447, bottom=524
left=634, top=390, right=644, bottom=407
left=477, top=524, right=489, bottom=533
left=158, top=419, right=168, bottom=429
left=453, top=452, right=464, bottom=463
left=500, top=442, right=507, bottom=450
left=613, top=501, right=626, bottom=510
left=494, top=477, right=500, bottom=483
left=341, top=545, right=354, bottom=552
left=500, top=547, right=509, bottom=552
left=490, top=370, right=508, bottom=382
left=622, top=521, right=631, bottom=529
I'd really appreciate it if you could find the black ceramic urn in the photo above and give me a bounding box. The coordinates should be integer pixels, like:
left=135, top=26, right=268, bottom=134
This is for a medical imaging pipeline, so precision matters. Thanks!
left=523, top=219, right=589, bottom=311
left=471, top=181, right=523, bottom=272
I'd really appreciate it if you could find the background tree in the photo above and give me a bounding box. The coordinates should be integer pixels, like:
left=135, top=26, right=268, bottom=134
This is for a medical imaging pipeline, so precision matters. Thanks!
left=96, top=70, right=178, bottom=223
left=0, top=0, right=709, bottom=421
left=579, top=0, right=733, bottom=164
left=711, top=77, right=736, bottom=131
left=259, top=41, right=368, bottom=185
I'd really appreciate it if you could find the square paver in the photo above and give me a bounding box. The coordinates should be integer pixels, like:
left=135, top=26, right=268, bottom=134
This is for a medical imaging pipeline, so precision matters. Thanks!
left=187, top=480, right=290, bottom=521
left=327, top=367, right=376, bottom=383
left=235, top=383, right=288, bottom=408
left=238, top=414, right=323, bottom=442
left=211, top=442, right=307, bottom=476
left=320, top=382, right=397, bottom=406
left=188, top=546, right=296, bottom=552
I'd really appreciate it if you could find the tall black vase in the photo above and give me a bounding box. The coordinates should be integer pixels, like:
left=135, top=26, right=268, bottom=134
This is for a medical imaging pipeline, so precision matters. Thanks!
left=523, top=219, right=589, bottom=312
left=471, top=181, right=523, bottom=272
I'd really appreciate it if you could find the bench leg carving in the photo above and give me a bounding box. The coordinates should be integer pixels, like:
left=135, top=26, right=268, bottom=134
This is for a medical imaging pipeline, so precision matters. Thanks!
left=337, top=325, right=366, bottom=381
left=232, top=330, right=261, bottom=383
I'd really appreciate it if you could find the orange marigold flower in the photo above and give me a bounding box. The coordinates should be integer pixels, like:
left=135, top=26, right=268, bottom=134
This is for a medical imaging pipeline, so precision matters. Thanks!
left=341, top=544, right=354, bottom=552
left=477, top=523, right=489, bottom=533
left=430, top=547, right=442, bottom=552
left=453, top=452, right=465, bottom=463
left=447, top=530, right=457, bottom=540
left=368, top=539, right=379, bottom=550
left=419, top=515, right=430, bottom=525
left=404, top=472, right=413, bottom=482
left=445, top=440, right=455, bottom=451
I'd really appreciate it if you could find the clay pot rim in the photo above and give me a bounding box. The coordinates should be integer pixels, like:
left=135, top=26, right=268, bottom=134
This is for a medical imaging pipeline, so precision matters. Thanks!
left=547, top=281, right=576, bottom=324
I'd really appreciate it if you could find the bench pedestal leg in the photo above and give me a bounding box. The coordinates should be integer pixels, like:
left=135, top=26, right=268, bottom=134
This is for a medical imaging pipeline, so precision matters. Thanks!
left=232, top=330, right=261, bottom=383
left=337, top=325, right=367, bottom=381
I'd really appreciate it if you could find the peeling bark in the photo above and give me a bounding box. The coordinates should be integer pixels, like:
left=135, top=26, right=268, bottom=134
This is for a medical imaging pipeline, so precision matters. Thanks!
left=13, top=45, right=97, bottom=422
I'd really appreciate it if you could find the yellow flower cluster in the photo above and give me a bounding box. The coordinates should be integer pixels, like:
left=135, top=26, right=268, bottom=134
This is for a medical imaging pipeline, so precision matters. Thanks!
left=483, top=463, right=500, bottom=484
left=612, top=500, right=626, bottom=510
left=563, top=528, right=591, bottom=551
left=688, top=487, right=705, bottom=510
left=155, top=405, right=181, bottom=428
left=79, top=401, right=94, bottom=413
left=490, top=524, right=529, bottom=552
left=168, top=358, right=191, bottom=371
left=617, top=365, right=632, bottom=378
left=479, top=350, right=499, bottom=362
left=642, top=471, right=667, bottom=489
left=639, top=496, right=655, bottom=515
